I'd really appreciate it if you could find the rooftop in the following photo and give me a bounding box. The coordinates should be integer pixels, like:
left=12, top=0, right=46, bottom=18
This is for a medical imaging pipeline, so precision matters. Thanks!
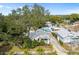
left=68, top=21, right=79, bottom=32
left=56, top=28, right=79, bottom=43
left=29, top=27, right=52, bottom=40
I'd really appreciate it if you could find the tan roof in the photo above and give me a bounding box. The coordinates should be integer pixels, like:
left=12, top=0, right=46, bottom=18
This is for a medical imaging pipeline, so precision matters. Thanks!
left=68, top=23, right=79, bottom=32
left=74, top=21, right=79, bottom=25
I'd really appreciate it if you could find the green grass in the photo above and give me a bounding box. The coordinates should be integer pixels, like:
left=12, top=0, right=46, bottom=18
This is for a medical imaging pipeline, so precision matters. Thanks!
left=6, top=44, right=55, bottom=55
left=8, top=46, right=29, bottom=55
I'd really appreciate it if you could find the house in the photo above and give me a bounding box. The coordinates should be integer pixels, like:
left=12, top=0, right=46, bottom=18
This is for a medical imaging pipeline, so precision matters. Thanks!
left=45, top=21, right=62, bottom=31
left=29, top=27, right=53, bottom=44
left=29, top=21, right=54, bottom=44
left=73, top=21, right=79, bottom=25
left=45, top=21, right=53, bottom=28
left=56, top=28, right=79, bottom=44
left=68, top=21, right=79, bottom=32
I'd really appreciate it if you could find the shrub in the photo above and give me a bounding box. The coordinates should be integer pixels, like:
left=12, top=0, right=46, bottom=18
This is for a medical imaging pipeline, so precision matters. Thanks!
left=36, top=47, right=45, bottom=55
left=52, top=32, right=57, bottom=38
left=24, top=50, right=30, bottom=55
left=39, top=40, right=46, bottom=46
left=32, top=40, right=39, bottom=48
left=0, top=43, right=12, bottom=55
left=22, top=39, right=32, bottom=49
left=59, top=40, right=63, bottom=45
left=68, top=52, right=79, bottom=55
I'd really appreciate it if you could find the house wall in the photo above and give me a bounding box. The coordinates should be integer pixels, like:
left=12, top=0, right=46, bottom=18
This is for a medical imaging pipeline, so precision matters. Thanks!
left=57, top=36, right=69, bottom=43
left=34, top=35, right=50, bottom=44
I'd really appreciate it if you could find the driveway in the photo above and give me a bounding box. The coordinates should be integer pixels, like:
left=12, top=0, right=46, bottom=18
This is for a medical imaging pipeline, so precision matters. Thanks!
left=48, top=33, right=68, bottom=55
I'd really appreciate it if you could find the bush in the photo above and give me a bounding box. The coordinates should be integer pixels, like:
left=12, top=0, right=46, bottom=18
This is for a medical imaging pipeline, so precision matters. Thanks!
left=39, top=40, right=46, bottom=46
left=22, top=38, right=32, bottom=49
left=32, top=40, right=39, bottom=48
left=59, top=40, right=63, bottom=45
left=22, top=38, right=46, bottom=49
left=52, top=33, right=57, bottom=38
left=0, top=43, right=12, bottom=55
left=36, top=47, right=45, bottom=55
left=68, top=52, right=79, bottom=55
left=24, top=50, right=30, bottom=55
left=0, top=33, right=8, bottom=41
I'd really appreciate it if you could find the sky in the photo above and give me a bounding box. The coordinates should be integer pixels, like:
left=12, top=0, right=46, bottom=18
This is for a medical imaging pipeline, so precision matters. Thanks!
left=0, top=3, right=79, bottom=15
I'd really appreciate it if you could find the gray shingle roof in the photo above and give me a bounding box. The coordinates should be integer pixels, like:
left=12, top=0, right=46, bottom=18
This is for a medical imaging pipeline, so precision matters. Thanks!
left=29, top=27, right=52, bottom=40
left=56, top=28, right=79, bottom=43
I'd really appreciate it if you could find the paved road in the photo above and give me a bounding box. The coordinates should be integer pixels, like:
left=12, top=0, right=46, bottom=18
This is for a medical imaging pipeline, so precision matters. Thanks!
left=48, top=33, right=68, bottom=55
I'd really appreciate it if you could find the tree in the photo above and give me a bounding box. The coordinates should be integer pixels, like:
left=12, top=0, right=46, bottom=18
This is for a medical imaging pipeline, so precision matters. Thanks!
left=31, top=4, right=50, bottom=29
left=69, top=14, right=79, bottom=23
left=22, top=5, right=30, bottom=15
left=62, top=14, right=79, bottom=24
left=0, top=13, right=5, bottom=32
left=0, top=4, right=50, bottom=50
left=49, top=16, right=64, bottom=25
left=22, top=37, right=32, bottom=49
left=16, top=8, right=22, bottom=15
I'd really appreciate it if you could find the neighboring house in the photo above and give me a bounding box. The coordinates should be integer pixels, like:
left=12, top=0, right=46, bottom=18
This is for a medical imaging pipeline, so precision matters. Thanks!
left=73, top=21, right=79, bottom=25
left=68, top=21, right=79, bottom=32
left=45, top=21, right=53, bottom=28
left=45, top=21, right=62, bottom=31
left=56, top=28, right=79, bottom=44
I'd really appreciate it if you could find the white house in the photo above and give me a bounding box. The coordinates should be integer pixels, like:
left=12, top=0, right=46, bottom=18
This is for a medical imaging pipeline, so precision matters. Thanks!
left=29, top=21, right=54, bottom=44
left=45, top=21, right=62, bottom=31
left=45, top=21, right=53, bottom=28
left=29, top=27, right=53, bottom=44
left=56, top=28, right=79, bottom=44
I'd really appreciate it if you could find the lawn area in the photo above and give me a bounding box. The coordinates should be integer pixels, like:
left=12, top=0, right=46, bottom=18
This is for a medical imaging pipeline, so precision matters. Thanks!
left=59, top=40, right=71, bottom=51
left=8, top=46, right=28, bottom=55
left=31, top=45, right=53, bottom=51
left=0, top=42, right=3, bottom=46
left=7, top=45, right=55, bottom=55
left=29, top=45, right=56, bottom=55
left=68, top=52, right=79, bottom=55
left=62, top=43, right=71, bottom=51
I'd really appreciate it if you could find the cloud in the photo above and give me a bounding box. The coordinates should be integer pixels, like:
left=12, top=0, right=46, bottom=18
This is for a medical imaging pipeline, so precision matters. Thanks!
left=0, top=5, right=4, bottom=8
left=6, top=6, right=11, bottom=8
left=64, top=9, right=79, bottom=14
left=0, top=5, right=11, bottom=9
left=51, top=8, right=79, bottom=15
left=19, top=6, right=22, bottom=9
